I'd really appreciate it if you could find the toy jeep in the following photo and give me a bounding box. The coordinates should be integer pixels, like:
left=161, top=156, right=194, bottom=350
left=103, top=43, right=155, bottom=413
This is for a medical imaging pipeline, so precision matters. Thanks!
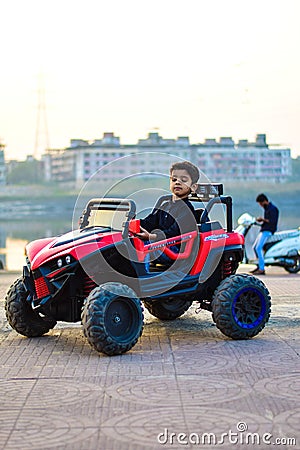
left=5, top=184, right=271, bottom=355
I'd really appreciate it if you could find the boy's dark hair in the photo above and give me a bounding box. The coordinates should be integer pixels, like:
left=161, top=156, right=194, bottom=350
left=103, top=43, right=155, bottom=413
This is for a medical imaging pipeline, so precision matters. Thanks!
left=256, top=193, right=268, bottom=203
left=170, top=161, right=199, bottom=184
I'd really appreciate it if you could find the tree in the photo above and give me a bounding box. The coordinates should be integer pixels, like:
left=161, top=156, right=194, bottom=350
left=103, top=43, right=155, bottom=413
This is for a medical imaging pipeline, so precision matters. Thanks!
left=6, top=159, right=44, bottom=184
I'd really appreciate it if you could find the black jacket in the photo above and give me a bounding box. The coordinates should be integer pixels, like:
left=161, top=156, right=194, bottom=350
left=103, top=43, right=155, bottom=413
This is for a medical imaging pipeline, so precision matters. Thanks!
left=261, top=202, right=279, bottom=234
left=140, top=197, right=196, bottom=241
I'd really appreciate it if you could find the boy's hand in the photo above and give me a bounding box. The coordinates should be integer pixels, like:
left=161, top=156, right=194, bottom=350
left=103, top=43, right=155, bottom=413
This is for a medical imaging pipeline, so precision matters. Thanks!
left=135, top=226, right=157, bottom=241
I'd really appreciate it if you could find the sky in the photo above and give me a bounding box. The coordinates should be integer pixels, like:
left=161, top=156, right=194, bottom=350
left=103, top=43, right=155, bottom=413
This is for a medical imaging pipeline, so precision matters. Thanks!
left=1, top=0, right=300, bottom=160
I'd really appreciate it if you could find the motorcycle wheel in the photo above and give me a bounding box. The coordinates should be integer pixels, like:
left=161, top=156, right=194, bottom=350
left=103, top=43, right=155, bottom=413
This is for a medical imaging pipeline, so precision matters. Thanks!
left=284, top=256, right=300, bottom=274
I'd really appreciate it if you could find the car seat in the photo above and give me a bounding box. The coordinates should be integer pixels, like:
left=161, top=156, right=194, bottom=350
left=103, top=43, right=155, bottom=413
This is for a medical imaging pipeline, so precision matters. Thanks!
left=194, top=208, right=205, bottom=224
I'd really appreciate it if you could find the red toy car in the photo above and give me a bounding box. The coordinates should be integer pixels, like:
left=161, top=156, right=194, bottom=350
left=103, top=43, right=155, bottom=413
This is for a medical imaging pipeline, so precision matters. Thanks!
left=5, top=184, right=271, bottom=355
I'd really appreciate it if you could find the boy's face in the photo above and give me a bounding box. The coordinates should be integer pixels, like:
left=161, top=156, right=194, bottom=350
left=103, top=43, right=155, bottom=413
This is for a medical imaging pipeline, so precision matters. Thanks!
left=170, top=169, right=197, bottom=199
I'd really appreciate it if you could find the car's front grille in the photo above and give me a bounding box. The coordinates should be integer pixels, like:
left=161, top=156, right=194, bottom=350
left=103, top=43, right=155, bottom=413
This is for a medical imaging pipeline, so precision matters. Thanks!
left=34, top=276, right=50, bottom=299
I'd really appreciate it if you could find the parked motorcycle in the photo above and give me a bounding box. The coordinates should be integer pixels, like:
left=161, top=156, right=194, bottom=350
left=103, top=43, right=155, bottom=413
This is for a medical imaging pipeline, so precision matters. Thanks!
left=236, top=213, right=300, bottom=273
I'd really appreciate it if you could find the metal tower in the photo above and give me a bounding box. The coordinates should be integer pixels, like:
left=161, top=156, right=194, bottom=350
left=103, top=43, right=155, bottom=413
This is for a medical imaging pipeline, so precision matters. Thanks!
left=34, top=73, right=50, bottom=159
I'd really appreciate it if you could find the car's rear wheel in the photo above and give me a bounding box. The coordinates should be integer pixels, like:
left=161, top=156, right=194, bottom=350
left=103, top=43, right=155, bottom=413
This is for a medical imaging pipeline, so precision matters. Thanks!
left=82, top=282, right=144, bottom=356
left=143, top=298, right=193, bottom=320
left=212, top=274, right=271, bottom=339
left=5, top=277, right=56, bottom=337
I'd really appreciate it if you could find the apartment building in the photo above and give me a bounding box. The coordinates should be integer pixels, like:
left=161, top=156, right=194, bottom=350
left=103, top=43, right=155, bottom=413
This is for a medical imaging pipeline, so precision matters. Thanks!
left=194, top=134, right=291, bottom=183
left=0, top=142, right=6, bottom=184
left=43, top=132, right=292, bottom=187
left=43, top=132, right=191, bottom=187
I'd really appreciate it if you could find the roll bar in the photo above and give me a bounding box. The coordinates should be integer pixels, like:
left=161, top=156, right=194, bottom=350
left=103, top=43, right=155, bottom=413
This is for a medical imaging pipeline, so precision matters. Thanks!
left=200, top=196, right=233, bottom=232
left=79, top=198, right=136, bottom=237
left=153, top=189, right=233, bottom=233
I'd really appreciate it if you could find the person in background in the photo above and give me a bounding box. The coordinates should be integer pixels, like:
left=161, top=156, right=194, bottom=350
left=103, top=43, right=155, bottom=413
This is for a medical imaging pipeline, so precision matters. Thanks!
left=251, top=193, right=279, bottom=275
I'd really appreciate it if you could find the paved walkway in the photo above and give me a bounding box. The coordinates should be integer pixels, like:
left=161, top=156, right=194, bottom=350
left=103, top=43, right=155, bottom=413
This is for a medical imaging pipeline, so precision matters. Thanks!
left=0, top=266, right=299, bottom=450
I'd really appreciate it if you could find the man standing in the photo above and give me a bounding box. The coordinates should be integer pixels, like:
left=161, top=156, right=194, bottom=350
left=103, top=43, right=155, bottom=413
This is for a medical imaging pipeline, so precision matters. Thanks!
left=251, top=193, right=279, bottom=275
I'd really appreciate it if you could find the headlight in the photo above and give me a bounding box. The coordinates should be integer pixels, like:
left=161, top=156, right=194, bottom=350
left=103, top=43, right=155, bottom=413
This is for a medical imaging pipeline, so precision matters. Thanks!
left=56, top=255, right=72, bottom=268
left=57, top=259, right=63, bottom=268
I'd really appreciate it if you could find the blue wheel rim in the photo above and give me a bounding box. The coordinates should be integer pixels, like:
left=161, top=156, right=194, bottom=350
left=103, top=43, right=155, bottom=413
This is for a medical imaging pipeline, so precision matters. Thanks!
left=232, top=287, right=266, bottom=329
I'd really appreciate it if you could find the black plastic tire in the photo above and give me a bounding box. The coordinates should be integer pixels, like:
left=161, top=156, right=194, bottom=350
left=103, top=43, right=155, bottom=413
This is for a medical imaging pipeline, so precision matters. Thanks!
left=81, top=282, right=144, bottom=356
left=284, top=256, right=300, bottom=273
left=212, top=273, right=271, bottom=339
left=143, top=298, right=193, bottom=320
left=5, top=277, right=57, bottom=337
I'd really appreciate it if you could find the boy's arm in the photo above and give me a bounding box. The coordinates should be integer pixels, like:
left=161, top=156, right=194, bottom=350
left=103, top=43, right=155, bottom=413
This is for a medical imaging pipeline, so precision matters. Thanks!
left=140, top=209, right=159, bottom=233
left=136, top=210, right=160, bottom=240
left=138, top=201, right=196, bottom=241
left=135, top=226, right=158, bottom=241
left=153, top=206, right=196, bottom=240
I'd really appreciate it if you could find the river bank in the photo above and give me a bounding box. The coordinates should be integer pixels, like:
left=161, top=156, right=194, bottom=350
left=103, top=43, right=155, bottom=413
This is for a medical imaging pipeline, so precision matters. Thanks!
left=0, top=181, right=300, bottom=228
left=1, top=180, right=300, bottom=199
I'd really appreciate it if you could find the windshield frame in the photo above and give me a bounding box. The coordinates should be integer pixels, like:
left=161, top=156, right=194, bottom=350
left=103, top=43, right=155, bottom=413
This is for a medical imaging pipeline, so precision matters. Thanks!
left=79, top=198, right=136, bottom=238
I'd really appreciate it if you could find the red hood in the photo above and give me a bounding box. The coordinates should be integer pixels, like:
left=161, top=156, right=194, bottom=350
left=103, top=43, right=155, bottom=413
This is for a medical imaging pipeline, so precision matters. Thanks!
left=26, top=228, right=123, bottom=271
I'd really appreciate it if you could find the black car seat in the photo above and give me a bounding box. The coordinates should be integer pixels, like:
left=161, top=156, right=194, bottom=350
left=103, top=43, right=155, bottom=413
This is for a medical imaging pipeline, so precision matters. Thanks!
left=194, top=208, right=205, bottom=224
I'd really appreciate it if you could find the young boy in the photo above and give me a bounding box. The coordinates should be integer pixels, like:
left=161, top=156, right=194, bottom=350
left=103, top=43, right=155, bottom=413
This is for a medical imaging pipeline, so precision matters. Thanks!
left=136, top=161, right=199, bottom=265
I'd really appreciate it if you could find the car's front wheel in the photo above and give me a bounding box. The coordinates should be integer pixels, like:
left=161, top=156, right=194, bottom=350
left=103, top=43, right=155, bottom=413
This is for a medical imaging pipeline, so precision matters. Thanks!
left=82, top=282, right=144, bottom=356
left=212, top=274, right=271, bottom=339
left=5, top=277, right=56, bottom=337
